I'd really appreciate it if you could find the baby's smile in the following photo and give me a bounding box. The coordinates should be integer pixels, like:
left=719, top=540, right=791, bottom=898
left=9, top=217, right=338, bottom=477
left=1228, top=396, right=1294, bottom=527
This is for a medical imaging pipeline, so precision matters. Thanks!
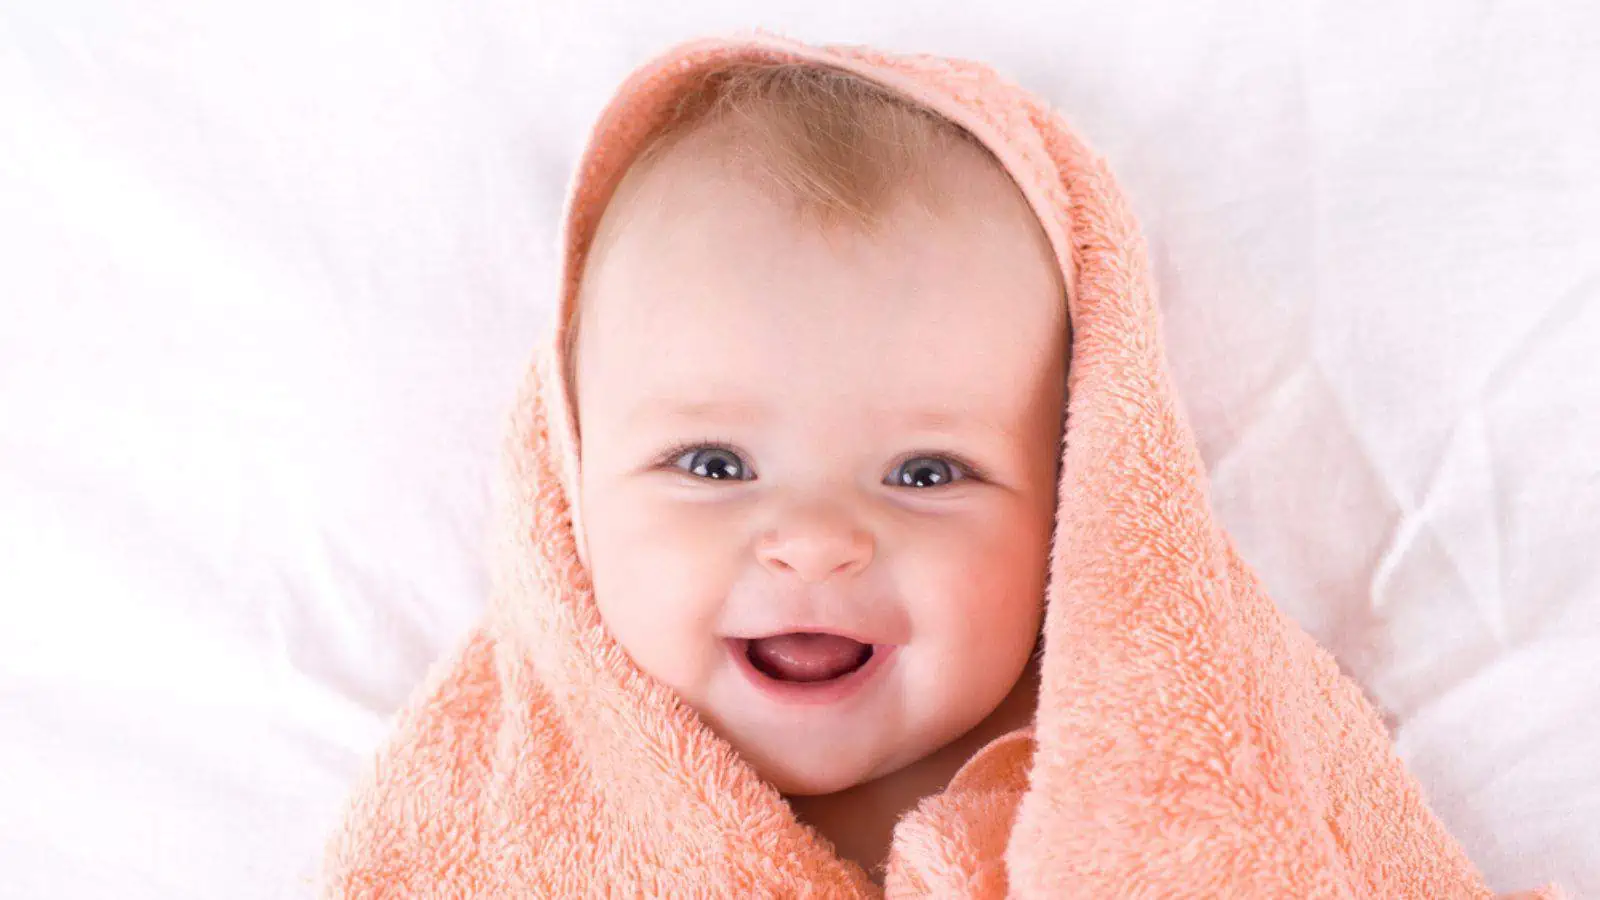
left=727, top=633, right=898, bottom=707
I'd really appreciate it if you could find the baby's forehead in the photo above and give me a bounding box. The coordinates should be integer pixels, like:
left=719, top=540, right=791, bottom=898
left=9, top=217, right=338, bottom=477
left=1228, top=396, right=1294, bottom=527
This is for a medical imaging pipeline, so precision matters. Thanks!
left=578, top=268, right=1064, bottom=453
left=584, top=201, right=1060, bottom=357
left=572, top=118, right=1067, bottom=431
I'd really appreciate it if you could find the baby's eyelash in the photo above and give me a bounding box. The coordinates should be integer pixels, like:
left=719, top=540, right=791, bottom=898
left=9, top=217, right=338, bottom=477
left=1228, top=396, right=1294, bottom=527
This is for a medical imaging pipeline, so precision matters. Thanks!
left=655, top=438, right=742, bottom=468
left=927, top=452, right=988, bottom=483
left=944, top=453, right=988, bottom=482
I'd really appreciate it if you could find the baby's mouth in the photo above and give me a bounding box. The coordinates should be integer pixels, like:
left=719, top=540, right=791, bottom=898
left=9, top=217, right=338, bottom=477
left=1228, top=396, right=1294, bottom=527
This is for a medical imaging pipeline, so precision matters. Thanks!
left=741, top=633, right=874, bottom=683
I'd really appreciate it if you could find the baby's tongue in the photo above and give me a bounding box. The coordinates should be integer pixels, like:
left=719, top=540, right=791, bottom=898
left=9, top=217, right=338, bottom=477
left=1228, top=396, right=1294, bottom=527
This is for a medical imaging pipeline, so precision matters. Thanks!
left=747, top=633, right=871, bottom=683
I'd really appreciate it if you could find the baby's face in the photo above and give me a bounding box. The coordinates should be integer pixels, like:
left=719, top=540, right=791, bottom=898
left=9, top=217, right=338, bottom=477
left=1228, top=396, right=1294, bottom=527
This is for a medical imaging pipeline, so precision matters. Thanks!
left=574, top=138, right=1066, bottom=796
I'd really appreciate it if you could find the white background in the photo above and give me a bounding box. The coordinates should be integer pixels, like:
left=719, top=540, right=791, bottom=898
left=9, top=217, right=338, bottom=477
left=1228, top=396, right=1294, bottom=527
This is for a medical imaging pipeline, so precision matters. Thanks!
left=2, top=1, right=1596, bottom=896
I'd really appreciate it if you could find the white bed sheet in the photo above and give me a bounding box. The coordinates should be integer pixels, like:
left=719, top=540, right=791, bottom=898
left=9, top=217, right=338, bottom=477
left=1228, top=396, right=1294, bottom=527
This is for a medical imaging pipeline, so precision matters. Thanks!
left=1, top=1, right=1595, bottom=896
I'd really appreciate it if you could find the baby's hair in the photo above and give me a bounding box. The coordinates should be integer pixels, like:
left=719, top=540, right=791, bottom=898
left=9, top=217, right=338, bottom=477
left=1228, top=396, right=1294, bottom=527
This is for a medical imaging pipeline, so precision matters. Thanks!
left=562, top=61, right=1003, bottom=393
left=635, top=61, right=993, bottom=231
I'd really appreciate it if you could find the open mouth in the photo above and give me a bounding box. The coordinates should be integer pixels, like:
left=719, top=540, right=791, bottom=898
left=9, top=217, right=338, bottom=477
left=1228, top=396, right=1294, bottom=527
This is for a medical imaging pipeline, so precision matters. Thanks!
left=741, top=633, right=875, bottom=683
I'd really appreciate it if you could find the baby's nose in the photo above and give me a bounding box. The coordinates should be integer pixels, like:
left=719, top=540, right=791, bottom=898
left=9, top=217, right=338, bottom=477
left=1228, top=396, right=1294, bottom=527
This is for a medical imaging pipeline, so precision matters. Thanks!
left=755, top=510, right=874, bottom=582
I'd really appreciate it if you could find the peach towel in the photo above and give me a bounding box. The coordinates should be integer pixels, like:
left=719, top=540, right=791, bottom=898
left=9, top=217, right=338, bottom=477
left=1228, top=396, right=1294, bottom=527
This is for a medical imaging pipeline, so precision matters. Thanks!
left=320, top=28, right=1562, bottom=898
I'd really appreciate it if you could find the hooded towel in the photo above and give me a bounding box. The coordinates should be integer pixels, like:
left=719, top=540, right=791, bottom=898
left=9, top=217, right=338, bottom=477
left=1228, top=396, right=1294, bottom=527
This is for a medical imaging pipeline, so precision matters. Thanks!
left=320, top=28, right=1561, bottom=898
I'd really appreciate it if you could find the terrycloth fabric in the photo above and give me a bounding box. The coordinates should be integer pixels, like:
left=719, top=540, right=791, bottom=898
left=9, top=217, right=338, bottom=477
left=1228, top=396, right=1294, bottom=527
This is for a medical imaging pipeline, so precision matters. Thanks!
left=320, top=28, right=1562, bottom=898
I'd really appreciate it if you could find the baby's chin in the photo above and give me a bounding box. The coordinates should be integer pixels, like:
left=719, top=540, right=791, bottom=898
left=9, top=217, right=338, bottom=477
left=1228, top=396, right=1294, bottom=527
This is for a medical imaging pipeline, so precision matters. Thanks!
left=720, top=724, right=934, bottom=797
left=752, top=752, right=903, bottom=797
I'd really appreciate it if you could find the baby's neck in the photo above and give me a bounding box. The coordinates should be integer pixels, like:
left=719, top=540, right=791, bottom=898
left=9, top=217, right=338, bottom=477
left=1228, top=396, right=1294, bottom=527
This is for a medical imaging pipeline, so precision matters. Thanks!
left=784, top=655, right=1041, bottom=885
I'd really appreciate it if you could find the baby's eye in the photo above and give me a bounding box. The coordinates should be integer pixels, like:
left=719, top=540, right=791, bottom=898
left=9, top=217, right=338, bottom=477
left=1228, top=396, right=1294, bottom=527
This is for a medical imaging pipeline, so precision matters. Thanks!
left=888, top=455, right=968, bottom=489
left=666, top=446, right=972, bottom=488
left=672, top=446, right=751, bottom=481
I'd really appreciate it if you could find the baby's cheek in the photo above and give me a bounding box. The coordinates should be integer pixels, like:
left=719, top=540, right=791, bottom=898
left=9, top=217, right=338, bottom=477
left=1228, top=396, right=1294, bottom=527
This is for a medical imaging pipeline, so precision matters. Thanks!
left=589, top=521, right=737, bottom=692
left=916, top=532, right=1044, bottom=652
left=593, top=576, right=713, bottom=695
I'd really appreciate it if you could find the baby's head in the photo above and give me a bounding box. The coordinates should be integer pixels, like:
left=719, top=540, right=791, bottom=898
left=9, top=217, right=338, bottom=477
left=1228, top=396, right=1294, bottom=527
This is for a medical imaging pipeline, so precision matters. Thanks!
left=567, top=62, right=1068, bottom=795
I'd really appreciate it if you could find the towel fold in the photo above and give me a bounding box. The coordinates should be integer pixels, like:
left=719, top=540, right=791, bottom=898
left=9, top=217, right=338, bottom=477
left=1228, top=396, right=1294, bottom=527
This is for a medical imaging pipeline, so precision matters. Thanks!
left=320, top=28, right=1563, bottom=898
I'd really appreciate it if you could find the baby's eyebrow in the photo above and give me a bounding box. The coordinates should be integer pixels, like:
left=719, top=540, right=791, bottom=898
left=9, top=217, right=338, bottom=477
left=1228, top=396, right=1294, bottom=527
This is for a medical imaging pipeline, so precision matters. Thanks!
left=632, top=397, right=1007, bottom=438
left=633, top=398, right=770, bottom=424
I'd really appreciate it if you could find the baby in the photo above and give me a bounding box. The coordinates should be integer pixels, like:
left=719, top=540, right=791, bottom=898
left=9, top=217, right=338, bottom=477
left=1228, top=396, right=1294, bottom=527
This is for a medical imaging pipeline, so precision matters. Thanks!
left=563, top=62, right=1069, bottom=880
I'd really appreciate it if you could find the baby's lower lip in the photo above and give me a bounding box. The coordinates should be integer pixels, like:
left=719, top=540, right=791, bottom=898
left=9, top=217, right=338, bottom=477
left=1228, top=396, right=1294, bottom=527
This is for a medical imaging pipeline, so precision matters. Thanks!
left=724, top=637, right=896, bottom=707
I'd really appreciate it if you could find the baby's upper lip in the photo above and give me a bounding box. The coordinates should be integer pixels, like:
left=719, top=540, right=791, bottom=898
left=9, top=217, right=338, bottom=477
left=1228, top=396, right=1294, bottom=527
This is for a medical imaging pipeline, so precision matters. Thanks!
left=726, top=626, right=898, bottom=646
